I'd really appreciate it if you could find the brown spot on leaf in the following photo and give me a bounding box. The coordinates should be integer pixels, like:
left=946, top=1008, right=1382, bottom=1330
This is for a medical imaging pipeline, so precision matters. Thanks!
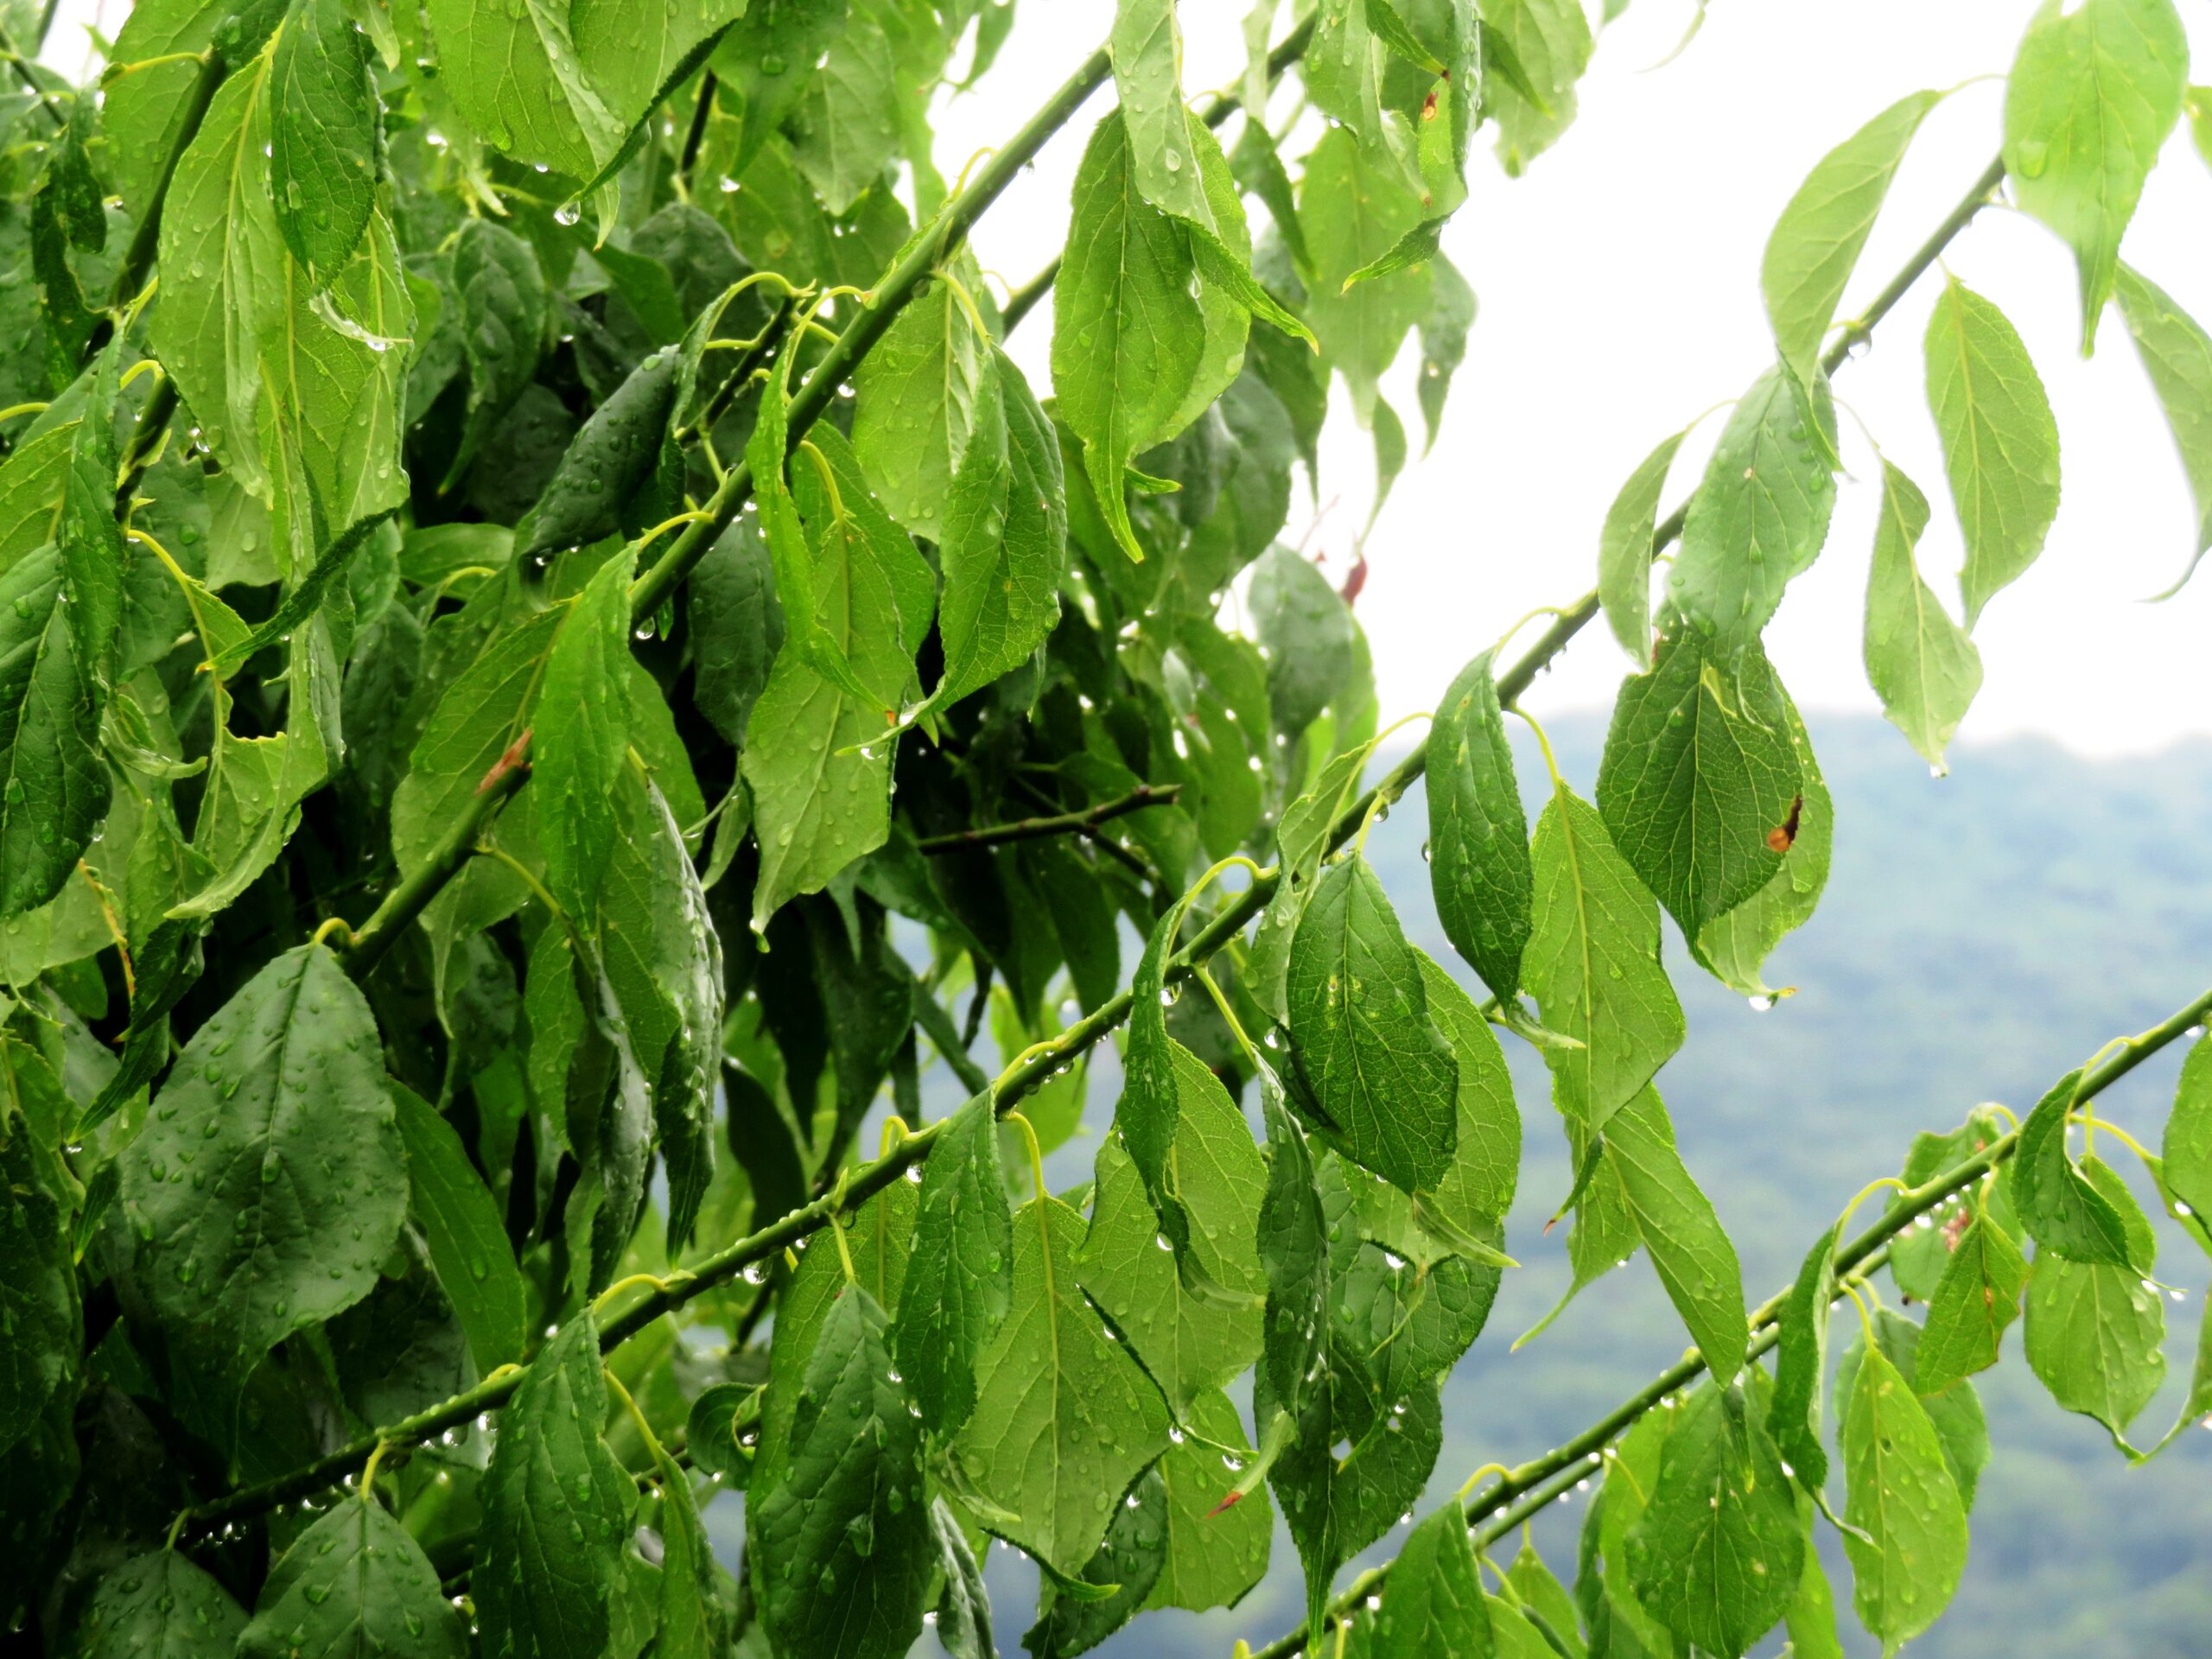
left=1765, top=794, right=1803, bottom=853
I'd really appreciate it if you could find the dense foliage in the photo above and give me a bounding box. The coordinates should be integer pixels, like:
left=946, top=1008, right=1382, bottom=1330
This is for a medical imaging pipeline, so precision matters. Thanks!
left=2, top=1, right=2209, bottom=1657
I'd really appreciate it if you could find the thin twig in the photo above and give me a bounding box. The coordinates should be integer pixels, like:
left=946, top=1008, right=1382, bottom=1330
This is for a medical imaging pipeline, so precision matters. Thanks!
left=914, top=782, right=1179, bottom=855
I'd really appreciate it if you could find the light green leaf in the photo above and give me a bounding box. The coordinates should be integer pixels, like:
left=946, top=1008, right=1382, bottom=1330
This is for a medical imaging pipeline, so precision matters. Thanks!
left=1522, top=782, right=1685, bottom=1132
left=1840, top=1342, right=1967, bottom=1653
left=893, top=1092, right=1014, bottom=1434
left=1427, top=649, right=1533, bottom=1005
left=1079, top=1046, right=1267, bottom=1413
left=955, top=1197, right=1172, bottom=1578
left=1689, top=687, right=1831, bottom=997
left=788, top=3, right=903, bottom=214
left=1924, top=273, right=2061, bottom=626
left=391, top=1081, right=527, bottom=1372
left=1414, top=954, right=1522, bottom=1238
left=852, top=264, right=987, bottom=542
left=2003, top=0, right=2188, bottom=353
left=1598, top=633, right=1802, bottom=939
left=241, top=1497, right=467, bottom=1659
left=1418, top=254, right=1477, bottom=452
left=1782, top=1523, right=1849, bottom=1659
left=2024, top=1165, right=2166, bottom=1450
left=1771, top=1229, right=1839, bottom=1492
left=1863, top=458, right=1983, bottom=771
left=1023, top=1465, right=1166, bottom=1656
left=1916, top=1211, right=2031, bottom=1396
left=1144, top=1388, right=1272, bottom=1613
left=537, top=548, right=633, bottom=924
left=270, top=0, right=376, bottom=275
left=1597, top=428, right=1688, bottom=667
left=1669, top=364, right=1838, bottom=655
left=118, top=943, right=404, bottom=1382
left=1503, top=1535, right=1584, bottom=1659
left=1300, top=124, right=1431, bottom=418
left=1287, top=853, right=1459, bottom=1195
left=1762, top=92, right=1942, bottom=387
left=424, top=0, right=622, bottom=188
left=2164, top=1032, right=2212, bottom=1221
left=753, top=1287, right=933, bottom=1659
left=1481, top=0, right=1592, bottom=175
left=476, top=1313, right=636, bottom=1659
left=1605, top=1088, right=1748, bottom=1384
left=2012, top=1067, right=2132, bottom=1264
left=1624, top=1382, right=1802, bottom=1658
left=1376, top=1498, right=1495, bottom=1659
left=1303, top=0, right=1389, bottom=145
left=2113, top=264, right=2212, bottom=595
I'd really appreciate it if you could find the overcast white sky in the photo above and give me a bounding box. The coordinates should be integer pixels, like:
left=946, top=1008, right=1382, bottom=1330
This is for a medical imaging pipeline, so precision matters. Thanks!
left=54, top=0, right=2212, bottom=756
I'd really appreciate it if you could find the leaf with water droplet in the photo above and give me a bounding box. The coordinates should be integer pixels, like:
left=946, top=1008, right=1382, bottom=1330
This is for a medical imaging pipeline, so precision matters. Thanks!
left=241, top=1496, right=465, bottom=1659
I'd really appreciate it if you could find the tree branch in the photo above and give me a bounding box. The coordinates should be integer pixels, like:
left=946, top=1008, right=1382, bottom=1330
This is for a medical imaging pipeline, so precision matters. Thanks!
left=915, top=783, right=1179, bottom=854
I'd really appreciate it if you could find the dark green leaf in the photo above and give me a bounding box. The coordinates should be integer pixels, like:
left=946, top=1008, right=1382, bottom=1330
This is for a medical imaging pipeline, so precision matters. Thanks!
left=524, top=348, right=682, bottom=560
left=685, top=1382, right=759, bottom=1484
left=1427, top=648, right=1533, bottom=1004
left=753, top=1287, right=933, bottom=1659
left=1770, top=1228, right=1838, bottom=1493
left=1376, top=1499, right=1494, bottom=1659
left=391, top=1081, right=526, bottom=1371
left=1024, top=1466, right=1168, bottom=1659
left=118, top=943, right=404, bottom=1382
left=78, top=1553, right=247, bottom=1659
left=1258, top=1060, right=1332, bottom=1425
left=1287, top=854, right=1459, bottom=1195
left=687, top=514, right=783, bottom=746
left=270, top=0, right=376, bottom=274
left=1605, top=1088, right=1747, bottom=1383
left=476, top=1313, right=635, bottom=1659
left=445, top=220, right=549, bottom=488
left=537, top=548, right=634, bottom=924
left=931, top=1496, right=997, bottom=1659
left=0, top=545, right=109, bottom=918
left=0, top=1109, right=74, bottom=1458
left=241, top=1497, right=468, bottom=1659
left=2012, top=1068, right=2132, bottom=1263
left=893, top=1092, right=1014, bottom=1433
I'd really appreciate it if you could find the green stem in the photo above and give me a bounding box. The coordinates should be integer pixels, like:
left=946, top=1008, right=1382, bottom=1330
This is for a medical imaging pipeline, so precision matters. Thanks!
left=341, top=756, right=531, bottom=980
left=913, top=782, right=1179, bottom=854
left=1243, top=977, right=2212, bottom=1659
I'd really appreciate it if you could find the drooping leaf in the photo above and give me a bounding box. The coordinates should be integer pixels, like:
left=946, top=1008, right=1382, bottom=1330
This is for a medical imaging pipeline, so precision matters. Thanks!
left=118, top=943, right=405, bottom=1384
left=1257, top=1061, right=1332, bottom=1427
left=240, top=1496, right=468, bottom=1659
left=1916, top=1208, right=2031, bottom=1396
left=1771, top=1228, right=1839, bottom=1493
left=1023, top=1466, right=1168, bottom=1659
left=1300, top=124, right=1431, bottom=419
left=2024, top=1225, right=2166, bottom=1449
left=475, top=1313, right=635, bottom=1659
left=753, top=1287, right=934, bottom=1659
left=1597, top=632, right=1802, bottom=939
left=0, top=1109, right=75, bottom=1459
left=2012, top=1067, right=2132, bottom=1264
left=1596, top=428, right=1688, bottom=667
left=1605, top=1088, right=1748, bottom=1384
left=424, top=0, right=623, bottom=195
left=851, top=264, right=987, bottom=542
left=1688, top=687, right=1832, bottom=996
left=930, top=1496, right=996, bottom=1659
left=1375, top=1498, right=1495, bottom=1659
left=1145, top=1387, right=1272, bottom=1613
left=270, top=0, right=377, bottom=275
left=955, top=1197, right=1172, bottom=1579
left=1482, top=0, right=1593, bottom=175
left=1924, top=273, right=2061, bottom=627
left=537, top=547, right=634, bottom=924
left=1667, top=364, right=1838, bottom=656
left=524, top=347, right=682, bottom=561
left=0, top=546, right=109, bottom=917
left=1839, top=1341, right=1968, bottom=1652
left=2112, top=263, right=2212, bottom=595
left=1761, top=92, right=1943, bottom=387
left=2164, top=1032, right=2212, bottom=1222
left=1427, top=648, right=1533, bottom=1005
left=1624, top=1382, right=1802, bottom=1659
left=1863, top=459, right=1983, bottom=771
left=1413, top=954, right=1522, bottom=1240
left=1287, top=853, right=1459, bottom=1195
left=1522, top=781, right=1685, bottom=1132
left=2002, top=0, right=2188, bottom=353
left=893, top=1091, right=1014, bottom=1434
left=391, top=1081, right=527, bottom=1372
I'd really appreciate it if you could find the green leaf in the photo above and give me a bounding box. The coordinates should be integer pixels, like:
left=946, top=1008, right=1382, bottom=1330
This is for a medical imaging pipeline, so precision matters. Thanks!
left=1481, top=0, right=1592, bottom=176
left=2012, top=1067, right=2133, bottom=1264
left=1375, top=1499, right=1495, bottom=1659
left=270, top=0, right=376, bottom=275
left=1052, top=111, right=1218, bottom=562
left=753, top=1287, right=933, bottom=1659
left=741, top=424, right=931, bottom=926
left=787, top=3, right=904, bottom=215
left=1427, top=648, right=1533, bottom=1005
left=2113, top=264, right=2212, bottom=595
left=1252, top=542, right=1361, bottom=747
left=1145, top=1387, right=1272, bottom=1612
left=1839, top=1341, right=1967, bottom=1652
left=1522, top=781, right=1684, bottom=1132
left=424, top=0, right=622, bottom=191
left=1596, top=428, right=1688, bottom=667
left=0, top=546, right=110, bottom=917
left=1078, top=1045, right=1267, bottom=1414
left=921, top=347, right=1066, bottom=715
left=685, top=1382, right=758, bottom=1484
left=118, top=943, right=404, bottom=1382
left=1761, top=92, right=1942, bottom=387
left=930, top=1497, right=996, bottom=1659
left=1417, top=255, right=1477, bottom=453
left=1113, top=888, right=1212, bottom=1274
left=2164, top=1031, right=2212, bottom=1222
left=852, top=267, right=987, bottom=542
left=893, top=1092, right=1014, bottom=1434
left=476, top=1312, right=636, bottom=1659
left=391, top=1081, right=527, bottom=1371
left=1924, top=273, right=2061, bottom=626
left=524, top=347, right=682, bottom=561
left=241, top=1497, right=467, bottom=1659
left=2003, top=0, right=2188, bottom=353
left=1605, top=1088, right=1748, bottom=1384
left=1624, top=1382, right=1802, bottom=1659
left=1782, top=1516, right=1849, bottom=1659
left=648, top=1435, right=723, bottom=1659
left=1414, top=954, right=1522, bottom=1238
left=1668, top=364, right=1838, bottom=656
left=1258, top=1062, right=1332, bottom=1424
left=1300, top=124, right=1432, bottom=419
left=688, top=516, right=783, bottom=746
left=2024, top=1245, right=2166, bottom=1452
left=77, top=1553, right=248, bottom=1659
left=955, top=1197, right=1172, bottom=1578
left=1916, top=1210, right=2031, bottom=1395
left=537, top=548, right=633, bottom=924
left=709, top=0, right=846, bottom=175
left=1503, top=1535, right=1584, bottom=1659
left=1598, top=633, right=1802, bottom=939
left=1287, top=853, right=1459, bottom=1195
left=1024, top=1465, right=1167, bottom=1659
left=445, top=220, right=549, bottom=487
left=1689, top=686, right=1832, bottom=997
left=1862, top=459, right=1983, bottom=772
left=0, top=1109, right=74, bottom=1459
